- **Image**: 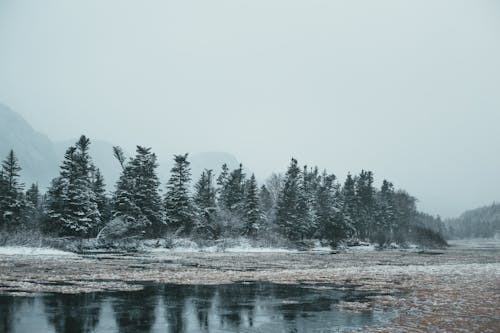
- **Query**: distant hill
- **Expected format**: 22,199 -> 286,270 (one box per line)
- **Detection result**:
0,103 -> 241,192
446,203 -> 500,239
0,103 -> 58,189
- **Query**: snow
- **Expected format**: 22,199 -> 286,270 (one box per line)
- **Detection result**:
146,237 -> 300,253
448,238 -> 500,250
348,244 -> 376,251
0,246 -> 76,257
224,245 -> 298,253
148,238 -> 382,253
150,246 -> 202,253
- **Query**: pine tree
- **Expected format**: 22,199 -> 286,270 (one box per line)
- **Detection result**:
113,161 -> 139,223
91,168 -> 110,226
165,153 -> 194,235
355,170 -> 375,239
44,136 -> 101,237
377,180 -> 395,228
67,136 -> 101,236
392,189 -> 417,243
259,184 -> 273,217
216,163 -> 229,199
0,150 -> 25,229
315,171 -> 345,243
25,183 -> 40,208
131,147 -> 163,235
340,173 -> 357,238
112,146 -> 163,236
373,180 -> 395,245
258,184 -> 275,233
1,150 -> 23,192
218,164 -> 246,213
0,171 -> 6,208
275,158 -> 308,241
242,174 -> 262,237
193,169 -> 217,237
113,146 -> 126,170
24,183 -> 42,230
44,176 -> 67,235
301,166 -> 320,238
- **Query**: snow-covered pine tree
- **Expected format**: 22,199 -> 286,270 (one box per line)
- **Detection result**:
25,183 -> 40,208
43,177 -> 66,235
301,165 -> 320,238
112,146 -> 126,170
24,183 -> 43,230
45,136 -> 101,237
275,158 -> 308,241
0,150 -> 25,229
340,173 -> 358,239
112,146 -> 163,237
218,164 -> 246,213
315,171 -> 345,244
68,136 -> 101,236
91,167 -> 110,227
131,146 -> 163,235
374,179 -> 395,245
111,161 -> 142,235
165,153 -> 194,235
259,184 -> 273,219
392,189 -> 417,243
193,169 -> 217,237
216,163 -> 229,199
0,170 -> 6,208
355,170 -> 375,240
242,174 -> 262,237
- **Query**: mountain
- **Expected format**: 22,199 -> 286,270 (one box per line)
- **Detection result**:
0,103 -> 241,192
190,152 -> 240,176
0,103 -> 58,189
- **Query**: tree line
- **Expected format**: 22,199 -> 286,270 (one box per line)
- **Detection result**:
0,135 -> 447,247
445,203 -> 500,239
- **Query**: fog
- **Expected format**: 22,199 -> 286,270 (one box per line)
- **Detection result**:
0,0 -> 499,217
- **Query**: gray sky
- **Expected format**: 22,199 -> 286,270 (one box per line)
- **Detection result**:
0,0 -> 499,218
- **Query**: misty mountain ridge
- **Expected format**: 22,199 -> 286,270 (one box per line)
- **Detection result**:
446,202 -> 500,239
0,104 -> 240,191
0,103 -> 59,189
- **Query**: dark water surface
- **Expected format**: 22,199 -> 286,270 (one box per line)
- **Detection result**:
0,282 -> 396,333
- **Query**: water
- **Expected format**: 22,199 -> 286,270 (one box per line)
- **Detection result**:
0,282 -> 396,333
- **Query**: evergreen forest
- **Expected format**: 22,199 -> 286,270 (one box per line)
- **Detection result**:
0,135 -> 449,250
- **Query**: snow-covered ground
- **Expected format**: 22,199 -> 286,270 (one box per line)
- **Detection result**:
151,239 -> 301,253
148,237 -> 306,253
448,238 -> 500,249
0,246 -> 76,257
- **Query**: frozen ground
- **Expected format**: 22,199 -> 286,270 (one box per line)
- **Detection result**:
0,246 -> 76,257
0,239 -> 499,332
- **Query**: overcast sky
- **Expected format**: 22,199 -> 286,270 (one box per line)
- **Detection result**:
0,0 -> 499,218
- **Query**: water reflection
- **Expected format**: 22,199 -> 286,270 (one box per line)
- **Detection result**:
0,282 -> 394,333
191,285 -> 216,331
112,287 -> 157,333
43,293 -> 102,333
